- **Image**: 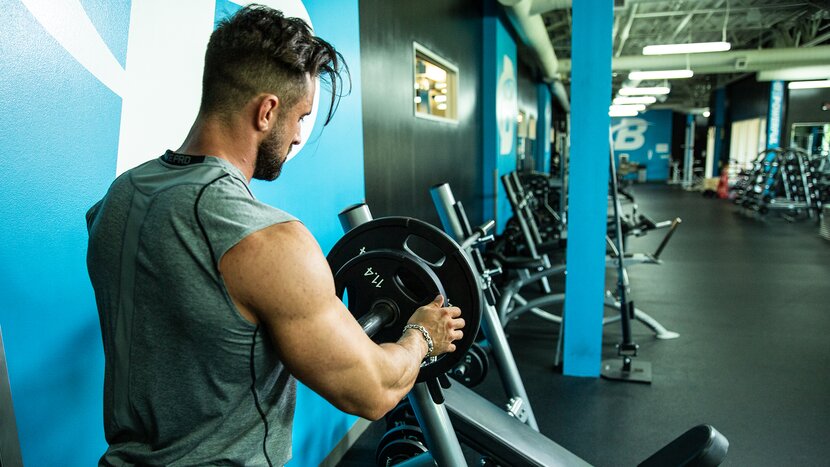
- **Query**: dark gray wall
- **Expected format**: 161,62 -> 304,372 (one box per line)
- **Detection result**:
517,59 -> 538,170
359,0 -> 484,225
517,60 -> 538,120
786,87 -> 830,127
727,75 -> 769,122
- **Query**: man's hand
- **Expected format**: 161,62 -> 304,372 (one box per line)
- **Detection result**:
407,295 -> 465,356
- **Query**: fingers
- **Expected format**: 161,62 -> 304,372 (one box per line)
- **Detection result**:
432,295 -> 444,307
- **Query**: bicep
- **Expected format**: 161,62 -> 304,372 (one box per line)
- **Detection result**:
220,223 -> 388,411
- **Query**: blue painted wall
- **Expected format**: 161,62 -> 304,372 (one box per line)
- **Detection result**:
483,8 -> 518,233
610,109 -> 672,181
536,83 -> 552,173
0,1 -> 363,465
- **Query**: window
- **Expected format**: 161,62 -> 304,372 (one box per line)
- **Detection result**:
413,43 -> 458,122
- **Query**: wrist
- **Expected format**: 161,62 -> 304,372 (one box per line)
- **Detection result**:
402,323 -> 433,361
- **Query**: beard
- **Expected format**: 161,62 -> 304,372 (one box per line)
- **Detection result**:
252,123 -> 289,181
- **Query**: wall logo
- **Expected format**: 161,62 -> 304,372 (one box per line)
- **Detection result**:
21,0 -> 316,176
544,98 -> 552,148
496,55 -> 517,155
611,117 -> 648,151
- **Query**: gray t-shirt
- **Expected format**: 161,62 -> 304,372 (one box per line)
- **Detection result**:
86,152 -> 297,466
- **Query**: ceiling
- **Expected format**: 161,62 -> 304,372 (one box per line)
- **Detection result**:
531,0 -> 830,110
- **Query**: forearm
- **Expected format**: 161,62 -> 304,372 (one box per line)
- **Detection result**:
376,328 -> 429,395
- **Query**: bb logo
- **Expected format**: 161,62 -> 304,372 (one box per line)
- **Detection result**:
21,0 -> 317,176
496,55 -> 517,155
611,117 -> 648,151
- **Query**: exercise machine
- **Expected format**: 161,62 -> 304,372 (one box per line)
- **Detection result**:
330,206 -> 729,466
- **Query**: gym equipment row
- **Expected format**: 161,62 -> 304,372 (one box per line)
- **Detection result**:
329,202 -> 729,466
469,154 -> 681,374
733,147 -> 829,220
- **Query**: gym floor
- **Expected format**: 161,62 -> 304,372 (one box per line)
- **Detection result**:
338,185 -> 830,466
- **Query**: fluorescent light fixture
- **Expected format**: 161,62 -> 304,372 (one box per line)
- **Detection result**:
758,66 -> 830,82
619,86 -> 671,96
433,94 -> 447,103
609,106 -> 639,117
629,69 -> 693,80
643,41 -> 731,55
788,80 -> 830,90
613,96 -> 657,105
434,82 -> 448,89
609,104 -> 645,117
436,103 -> 448,111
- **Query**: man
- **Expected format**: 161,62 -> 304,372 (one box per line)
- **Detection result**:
86,6 -> 464,466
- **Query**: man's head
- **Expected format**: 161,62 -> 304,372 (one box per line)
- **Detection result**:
201,5 -> 347,180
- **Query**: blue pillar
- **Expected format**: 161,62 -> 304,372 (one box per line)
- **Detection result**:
482,4 -> 518,234
766,80 -> 785,150
562,0 -> 613,377
712,88 -> 726,177
536,83 -> 552,173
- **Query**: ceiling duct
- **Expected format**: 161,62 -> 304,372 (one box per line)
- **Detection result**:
557,46 -> 830,75
498,0 -> 570,112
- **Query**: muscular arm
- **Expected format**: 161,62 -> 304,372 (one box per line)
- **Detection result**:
220,221 -> 463,420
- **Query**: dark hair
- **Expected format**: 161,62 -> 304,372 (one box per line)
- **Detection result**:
201,4 -> 348,125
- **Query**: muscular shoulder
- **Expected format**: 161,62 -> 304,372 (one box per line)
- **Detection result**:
221,221 -> 336,314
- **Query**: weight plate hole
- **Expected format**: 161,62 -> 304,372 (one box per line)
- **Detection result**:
403,234 -> 446,268
394,267 -> 430,303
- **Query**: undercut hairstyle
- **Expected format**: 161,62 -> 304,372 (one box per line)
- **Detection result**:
201,4 -> 349,125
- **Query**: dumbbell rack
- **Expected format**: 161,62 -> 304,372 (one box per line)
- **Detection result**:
735,147 -> 825,219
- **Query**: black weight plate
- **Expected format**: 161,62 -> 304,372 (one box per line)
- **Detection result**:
451,343 -> 488,387
334,250 -> 445,343
328,217 -> 482,383
385,400 -> 418,431
378,424 -> 425,450
376,439 -> 428,467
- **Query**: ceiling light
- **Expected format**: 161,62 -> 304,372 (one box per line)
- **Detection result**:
703,111 -> 711,118
629,69 -> 694,80
437,103 -> 448,110
619,86 -> 671,96
788,80 -> 830,90
757,66 -> 830,82
613,96 -> 657,105
643,42 -> 731,55
609,105 -> 640,117
433,94 -> 447,103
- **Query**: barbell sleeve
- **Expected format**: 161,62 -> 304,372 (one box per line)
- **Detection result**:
358,300 -> 398,337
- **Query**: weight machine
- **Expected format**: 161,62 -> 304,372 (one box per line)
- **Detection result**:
331,205 -> 728,466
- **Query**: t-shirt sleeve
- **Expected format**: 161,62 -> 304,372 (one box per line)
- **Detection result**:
195,175 -> 297,267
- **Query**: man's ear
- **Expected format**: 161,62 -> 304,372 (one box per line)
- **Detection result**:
256,94 -> 279,132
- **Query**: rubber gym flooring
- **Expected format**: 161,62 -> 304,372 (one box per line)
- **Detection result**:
337,184 -> 830,466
